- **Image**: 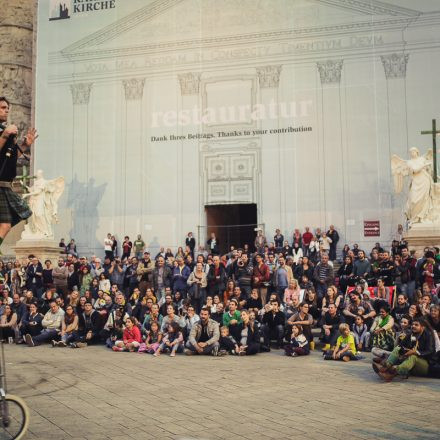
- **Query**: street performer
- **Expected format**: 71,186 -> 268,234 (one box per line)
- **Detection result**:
0,96 -> 38,249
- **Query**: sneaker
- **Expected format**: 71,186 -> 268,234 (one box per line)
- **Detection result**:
291,352 -> 298,357
76,342 -> 88,348
309,341 -> 315,351
70,343 -> 78,348
112,346 -> 122,352
51,340 -> 58,347
218,349 -> 228,356
25,334 -> 34,347
58,341 -> 67,347
211,345 -> 219,356
184,348 -> 194,355
342,355 -> 350,362
322,344 -> 330,351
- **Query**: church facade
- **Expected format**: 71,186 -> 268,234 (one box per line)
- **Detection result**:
33,0 -> 440,256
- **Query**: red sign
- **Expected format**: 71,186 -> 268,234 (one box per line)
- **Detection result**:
364,220 -> 380,237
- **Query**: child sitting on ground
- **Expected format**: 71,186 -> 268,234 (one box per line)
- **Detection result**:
138,321 -> 162,354
284,324 -> 310,357
352,315 -> 370,352
154,321 -> 183,357
324,323 -> 362,361
219,325 -> 239,355
112,317 -> 142,352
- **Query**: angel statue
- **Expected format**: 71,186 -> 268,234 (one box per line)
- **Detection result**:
391,148 -> 436,225
21,170 -> 65,240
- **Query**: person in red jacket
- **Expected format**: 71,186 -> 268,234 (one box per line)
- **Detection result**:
112,317 -> 142,352
253,254 -> 271,306
302,227 -> 313,257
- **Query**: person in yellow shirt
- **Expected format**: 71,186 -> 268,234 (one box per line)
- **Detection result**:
323,323 -> 363,361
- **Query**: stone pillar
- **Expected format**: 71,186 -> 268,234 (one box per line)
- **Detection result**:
256,65 -> 282,234
178,72 -> 201,242
381,53 -> 409,155
0,0 -> 35,176
0,1 -> 35,255
70,83 -> 93,252
317,60 -> 346,231
122,78 -> 145,236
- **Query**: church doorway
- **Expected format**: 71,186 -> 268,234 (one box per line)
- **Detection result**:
204,204 -> 258,255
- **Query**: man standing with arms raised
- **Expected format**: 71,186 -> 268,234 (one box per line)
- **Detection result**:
0,97 -> 37,250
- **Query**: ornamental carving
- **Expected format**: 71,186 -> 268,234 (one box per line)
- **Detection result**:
70,83 -> 93,105
122,78 -> 145,100
256,65 -> 282,88
178,73 -> 201,96
317,60 -> 343,84
381,53 -> 409,79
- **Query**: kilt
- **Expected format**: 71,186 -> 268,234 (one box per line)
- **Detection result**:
0,186 -> 32,226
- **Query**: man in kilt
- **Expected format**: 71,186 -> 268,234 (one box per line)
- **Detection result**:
0,97 -> 37,249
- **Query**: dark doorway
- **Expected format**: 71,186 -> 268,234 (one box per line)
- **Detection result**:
205,204 -> 258,255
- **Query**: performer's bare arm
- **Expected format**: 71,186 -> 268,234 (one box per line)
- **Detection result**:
19,128 -> 38,157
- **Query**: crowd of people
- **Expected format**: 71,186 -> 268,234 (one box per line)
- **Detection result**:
1,226 -> 439,383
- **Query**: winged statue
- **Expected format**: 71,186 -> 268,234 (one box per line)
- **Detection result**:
391,148 -> 436,225
21,170 -> 65,240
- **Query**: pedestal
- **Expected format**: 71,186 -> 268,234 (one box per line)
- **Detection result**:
404,223 -> 440,257
13,239 -> 62,263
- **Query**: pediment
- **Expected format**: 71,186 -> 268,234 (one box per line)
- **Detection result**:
62,0 -> 420,56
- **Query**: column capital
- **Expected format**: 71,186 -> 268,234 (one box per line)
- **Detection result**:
178,72 -> 201,96
381,53 -> 409,79
70,83 -> 93,105
317,60 -> 343,84
122,78 -> 145,100
256,65 -> 282,88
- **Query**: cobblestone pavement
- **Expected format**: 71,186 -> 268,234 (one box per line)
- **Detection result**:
3,344 -> 440,440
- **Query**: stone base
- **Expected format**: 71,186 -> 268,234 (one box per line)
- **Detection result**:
404,223 -> 440,258
13,239 -> 62,263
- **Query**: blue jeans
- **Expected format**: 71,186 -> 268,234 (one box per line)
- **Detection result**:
33,329 -> 58,345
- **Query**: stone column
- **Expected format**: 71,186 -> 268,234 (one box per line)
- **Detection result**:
381,53 -> 409,155
316,60 -> 346,231
178,72 -> 201,242
122,78 -> 145,236
70,82 -> 93,251
256,65 -> 282,234
0,0 -> 35,176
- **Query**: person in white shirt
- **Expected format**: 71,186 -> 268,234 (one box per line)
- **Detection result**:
104,233 -> 114,260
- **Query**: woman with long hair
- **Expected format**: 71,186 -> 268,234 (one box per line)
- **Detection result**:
231,309 -> 260,355
57,304 -> 78,347
0,304 -> 17,342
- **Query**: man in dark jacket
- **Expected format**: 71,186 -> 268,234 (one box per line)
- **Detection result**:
233,254 -> 253,299
74,302 -> 101,347
26,256 -> 44,299
327,225 -> 339,261
207,255 -> 227,296
261,300 -> 285,348
397,246 -> 417,302
185,232 -> 196,256
375,317 -> 435,381
19,303 -> 43,338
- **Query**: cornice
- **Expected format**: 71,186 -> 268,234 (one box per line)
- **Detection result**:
54,16 -> 417,64
62,0 -> 184,53
317,0 -> 420,17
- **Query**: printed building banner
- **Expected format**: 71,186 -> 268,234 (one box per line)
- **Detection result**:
35,0 -> 440,255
